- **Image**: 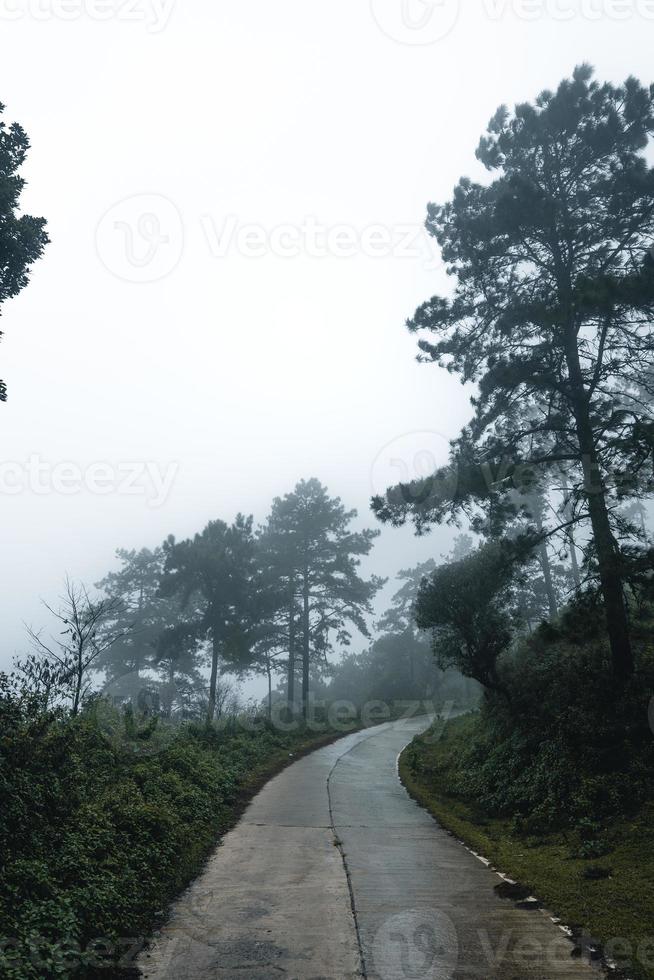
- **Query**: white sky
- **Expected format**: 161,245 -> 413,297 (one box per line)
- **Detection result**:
1,0 -> 653,685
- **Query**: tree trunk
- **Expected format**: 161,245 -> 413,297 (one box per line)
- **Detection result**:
564,327 -> 633,679
568,529 -> 581,589
301,566 -> 310,720
561,477 -> 581,589
72,641 -> 83,716
534,510 -> 558,619
207,633 -> 220,724
287,599 -> 296,710
266,659 -> 272,721
538,539 -> 558,619
585,479 -> 634,678
163,660 -> 174,718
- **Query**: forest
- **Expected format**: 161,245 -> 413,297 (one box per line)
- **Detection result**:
1,62 -> 654,980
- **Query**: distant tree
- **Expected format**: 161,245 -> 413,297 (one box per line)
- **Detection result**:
160,515 -> 261,723
374,67 -> 654,680
621,499 -> 650,542
23,579 -> 132,715
96,548 -> 169,691
262,480 -> 385,717
378,558 -> 437,636
511,551 -> 572,632
0,102 -> 49,401
255,517 -> 301,709
326,632 -> 441,706
415,542 -> 516,697
448,533 -> 475,563
153,622 -> 205,718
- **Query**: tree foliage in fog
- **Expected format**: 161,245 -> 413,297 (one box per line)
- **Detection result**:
160,515 -> 262,723
22,579 -> 131,715
95,548 -> 168,687
374,66 -> 654,680
260,479 -> 384,717
95,547 -> 205,716
415,541 -> 516,696
325,547 -> 476,708
0,102 -> 48,401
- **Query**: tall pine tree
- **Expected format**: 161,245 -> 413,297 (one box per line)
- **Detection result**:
374,67 -> 654,680
262,479 -> 384,717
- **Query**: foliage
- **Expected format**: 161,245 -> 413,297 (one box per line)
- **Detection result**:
322,545 -> 481,710
96,548 -> 203,717
95,549 -> 171,687
21,579 -> 132,716
400,722 -> 654,980
325,631 -> 478,709
0,102 -> 49,401
160,515 -> 262,722
408,596 -> 654,831
0,677 -> 340,979
373,66 -> 654,679
259,479 -> 385,714
415,540 -> 518,695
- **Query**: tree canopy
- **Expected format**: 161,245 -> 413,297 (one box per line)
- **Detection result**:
0,102 -> 48,401
373,66 -> 654,679
160,515 -> 262,722
261,478 -> 385,715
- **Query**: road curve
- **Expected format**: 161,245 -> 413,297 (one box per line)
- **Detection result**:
138,718 -> 598,979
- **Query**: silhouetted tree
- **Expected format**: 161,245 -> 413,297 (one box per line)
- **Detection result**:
160,515 -> 261,723
23,579 -> 131,715
0,102 -> 48,401
416,542 -> 516,697
374,67 -> 654,680
262,480 -> 384,717
96,548 -> 170,691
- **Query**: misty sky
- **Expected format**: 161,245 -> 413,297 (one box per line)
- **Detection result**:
1,1 -> 653,688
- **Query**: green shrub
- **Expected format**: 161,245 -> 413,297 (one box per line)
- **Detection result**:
0,683 -> 331,979
413,606 -> 654,831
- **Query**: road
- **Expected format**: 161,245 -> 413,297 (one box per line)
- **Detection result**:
138,717 -> 599,979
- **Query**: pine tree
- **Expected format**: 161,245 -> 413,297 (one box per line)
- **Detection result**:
160,515 -> 261,723
374,67 -> 654,680
262,479 -> 384,717
96,548 -> 168,695
0,102 -> 48,401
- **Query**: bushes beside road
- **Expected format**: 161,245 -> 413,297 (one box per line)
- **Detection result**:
400,619 -> 654,980
0,683 -> 359,979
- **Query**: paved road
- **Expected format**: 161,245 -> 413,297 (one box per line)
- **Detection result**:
138,718 -> 598,979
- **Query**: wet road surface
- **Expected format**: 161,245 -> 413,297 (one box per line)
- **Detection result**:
138,717 -> 598,979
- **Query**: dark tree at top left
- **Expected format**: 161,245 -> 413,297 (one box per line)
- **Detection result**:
0,102 -> 49,401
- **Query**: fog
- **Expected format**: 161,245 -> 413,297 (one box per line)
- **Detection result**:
1,0 -> 652,688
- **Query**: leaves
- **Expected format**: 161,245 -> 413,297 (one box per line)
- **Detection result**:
0,103 -> 49,401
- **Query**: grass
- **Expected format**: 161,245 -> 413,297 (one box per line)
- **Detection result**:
399,714 -> 654,980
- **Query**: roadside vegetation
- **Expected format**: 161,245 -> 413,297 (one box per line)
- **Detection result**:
0,683 -> 366,980
382,66 -> 654,979
0,471 -> 472,979
401,687 -> 654,979
1,61 -> 654,980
